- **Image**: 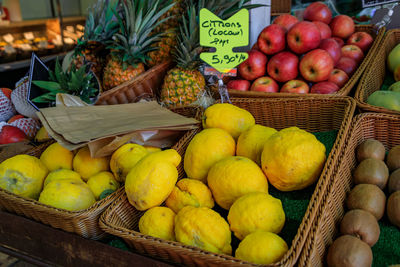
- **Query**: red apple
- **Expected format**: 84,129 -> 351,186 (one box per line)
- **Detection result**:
319,38 -> 342,64
238,50 -> 267,81
0,125 -> 27,145
227,80 -> 251,91
341,45 -> 364,64
333,37 -> 345,47
7,114 -> 25,124
311,81 -> 340,94
328,69 -> 349,88
313,21 -> 332,39
303,2 -> 332,24
267,51 -> 299,83
347,32 -> 373,52
281,80 -> 310,94
394,65 -> 400,81
257,24 -> 286,55
250,77 -> 279,92
300,49 -> 334,82
287,21 -> 321,54
336,56 -> 357,76
273,14 -> 299,31
1,88 -> 12,99
330,15 -> 355,39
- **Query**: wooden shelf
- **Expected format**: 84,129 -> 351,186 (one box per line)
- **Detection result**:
0,210 -> 175,267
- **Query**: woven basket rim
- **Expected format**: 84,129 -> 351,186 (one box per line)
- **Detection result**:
99,96 -> 357,267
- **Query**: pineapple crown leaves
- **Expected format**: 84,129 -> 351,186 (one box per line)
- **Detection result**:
173,0 -> 265,69
75,0 -> 119,55
108,0 -> 175,68
32,58 -> 98,105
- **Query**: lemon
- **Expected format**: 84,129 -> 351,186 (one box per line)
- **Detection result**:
144,146 -> 162,153
40,142 -> 74,171
73,146 -> 110,181
228,192 -> 285,240
44,169 -> 82,187
236,125 -> 277,165
235,231 -> 288,264
139,206 -> 176,241
261,127 -> 326,191
0,154 -> 48,199
202,103 -> 255,139
110,143 -> 148,182
165,178 -> 214,213
87,171 -> 119,200
125,149 -> 180,211
175,206 -> 232,255
34,126 -> 51,142
184,128 -> 235,183
39,179 -> 96,211
207,156 -> 268,210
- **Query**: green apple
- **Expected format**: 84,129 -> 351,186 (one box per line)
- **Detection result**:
389,81 -> 400,92
388,44 -> 400,72
367,90 -> 400,111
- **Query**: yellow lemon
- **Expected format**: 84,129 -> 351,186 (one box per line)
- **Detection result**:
165,178 -> 214,213
139,206 -> 176,241
40,142 -> 74,171
235,231 -> 288,264
228,192 -> 285,240
144,146 -> 162,153
184,128 -> 235,183
0,154 -> 48,199
207,156 -> 269,210
110,143 -> 148,182
175,206 -> 232,255
261,127 -> 326,191
73,146 -> 110,181
39,179 -> 96,211
236,125 -> 277,165
34,126 -> 51,142
87,171 -> 120,200
202,103 -> 255,139
44,169 -> 82,187
125,149 -> 180,211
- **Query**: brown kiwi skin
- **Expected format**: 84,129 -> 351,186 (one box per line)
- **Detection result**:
326,235 -> 373,267
388,169 -> 400,194
356,139 -> 386,162
340,209 -> 380,247
353,158 -> 389,190
387,191 -> 400,228
387,145 -> 400,171
346,184 -> 386,220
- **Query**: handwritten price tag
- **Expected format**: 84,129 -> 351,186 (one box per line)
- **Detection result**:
200,8 -> 249,73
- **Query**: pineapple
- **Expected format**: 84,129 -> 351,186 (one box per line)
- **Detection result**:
102,0 -> 174,91
160,0 -> 260,108
73,0 -> 119,85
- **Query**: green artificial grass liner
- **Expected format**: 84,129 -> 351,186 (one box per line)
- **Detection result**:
372,220 -> 400,266
380,71 -> 396,91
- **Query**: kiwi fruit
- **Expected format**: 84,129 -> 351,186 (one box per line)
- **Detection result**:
387,191 -> 400,228
346,184 -> 386,220
356,139 -> 385,162
353,158 -> 389,189
326,235 -> 373,267
388,169 -> 400,194
387,145 -> 400,171
340,209 -> 380,247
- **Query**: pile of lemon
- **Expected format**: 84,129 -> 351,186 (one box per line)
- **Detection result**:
123,103 -> 327,265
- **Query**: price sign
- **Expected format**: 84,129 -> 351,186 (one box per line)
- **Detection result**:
3,34 -> 14,43
23,32 -> 35,40
200,8 -> 249,73
362,0 -> 399,7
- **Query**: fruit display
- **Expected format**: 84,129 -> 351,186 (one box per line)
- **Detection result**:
0,142 -> 120,211
227,1 -> 375,95
326,139 -> 400,267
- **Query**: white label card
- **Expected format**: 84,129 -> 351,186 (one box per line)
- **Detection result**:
23,32 -> 35,40
3,34 -> 14,43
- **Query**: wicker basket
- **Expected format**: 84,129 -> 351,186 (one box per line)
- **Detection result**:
212,25 -> 385,99
298,113 -> 400,267
95,61 -> 174,105
99,96 -> 356,267
0,141 -> 123,240
271,0 -> 291,16
355,29 -> 400,115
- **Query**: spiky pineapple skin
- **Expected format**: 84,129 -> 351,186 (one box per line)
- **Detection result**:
102,58 -> 145,91
160,67 -> 205,107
